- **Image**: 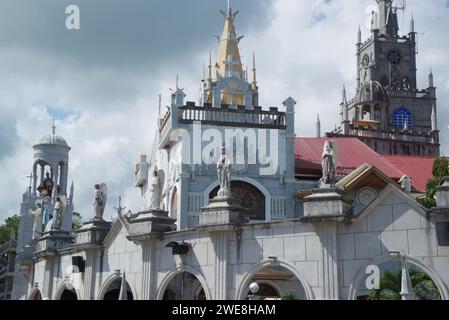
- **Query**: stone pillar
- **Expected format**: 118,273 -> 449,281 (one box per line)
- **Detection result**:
317,223 -> 339,300
42,257 -> 55,299
211,231 -> 231,300
141,240 -> 156,300
82,250 -> 96,300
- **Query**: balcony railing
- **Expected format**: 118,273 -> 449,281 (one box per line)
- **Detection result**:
348,127 -> 436,144
177,105 -> 286,129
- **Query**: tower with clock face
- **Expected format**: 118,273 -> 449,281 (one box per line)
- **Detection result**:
329,0 -> 440,157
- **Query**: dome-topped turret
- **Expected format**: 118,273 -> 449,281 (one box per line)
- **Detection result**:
356,80 -> 389,104
34,118 -> 70,148
38,134 -> 68,147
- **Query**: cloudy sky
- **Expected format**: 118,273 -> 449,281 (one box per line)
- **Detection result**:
0,0 -> 448,223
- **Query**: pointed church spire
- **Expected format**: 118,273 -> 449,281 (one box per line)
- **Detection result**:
357,25 -> 362,44
431,102 -> 437,132
410,12 -> 415,34
377,0 -> 399,38
252,51 -> 257,88
342,85 -> 349,123
216,1 -> 243,79
429,68 -> 434,88
316,114 -> 321,138
208,49 -> 212,81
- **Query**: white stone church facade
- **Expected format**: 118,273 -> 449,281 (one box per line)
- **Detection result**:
11,1 -> 449,300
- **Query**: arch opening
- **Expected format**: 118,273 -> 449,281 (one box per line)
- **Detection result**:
240,265 -> 307,300
102,278 -> 134,300
352,257 -> 443,300
161,271 -> 206,301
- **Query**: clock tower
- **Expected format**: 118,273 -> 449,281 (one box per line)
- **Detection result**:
329,0 -> 440,157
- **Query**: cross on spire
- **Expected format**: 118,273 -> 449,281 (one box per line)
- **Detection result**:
114,196 -> 126,216
51,117 -> 56,135
26,172 -> 33,189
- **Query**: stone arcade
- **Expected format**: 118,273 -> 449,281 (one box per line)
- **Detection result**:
11,1 -> 449,300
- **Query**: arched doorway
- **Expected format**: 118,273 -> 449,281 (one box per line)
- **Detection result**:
241,265 -> 306,300
209,181 -> 265,220
102,278 -> 134,300
29,289 -> 42,300
161,272 -> 207,300
351,256 -> 444,300
60,289 -> 78,300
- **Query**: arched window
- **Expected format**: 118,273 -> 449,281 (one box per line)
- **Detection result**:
393,107 -> 412,129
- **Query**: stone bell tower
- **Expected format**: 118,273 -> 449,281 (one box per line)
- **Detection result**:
328,0 -> 440,157
15,120 -> 74,254
12,119 -> 74,299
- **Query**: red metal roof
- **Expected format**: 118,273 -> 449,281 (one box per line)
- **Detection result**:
383,155 -> 436,193
295,137 -> 405,180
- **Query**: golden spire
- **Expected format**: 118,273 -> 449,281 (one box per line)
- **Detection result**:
216,2 -> 243,79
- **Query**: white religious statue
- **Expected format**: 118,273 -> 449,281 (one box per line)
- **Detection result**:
93,183 -> 108,220
45,196 -> 67,232
321,141 -> 338,186
28,201 -> 43,240
217,147 -> 232,198
149,166 -> 163,210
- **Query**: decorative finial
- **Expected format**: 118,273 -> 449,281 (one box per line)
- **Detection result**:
252,51 -> 257,85
51,117 -> 56,135
176,74 -> 179,89
208,49 -> 212,81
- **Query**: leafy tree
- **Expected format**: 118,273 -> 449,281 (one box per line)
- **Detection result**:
72,212 -> 83,232
420,157 -> 449,208
0,215 -> 20,245
368,268 -> 441,300
281,291 -> 298,300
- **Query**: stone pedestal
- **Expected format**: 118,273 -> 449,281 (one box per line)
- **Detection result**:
301,187 -> 352,223
35,230 -> 73,256
199,196 -> 250,226
436,177 -> 449,209
126,209 -> 176,241
75,218 -> 112,247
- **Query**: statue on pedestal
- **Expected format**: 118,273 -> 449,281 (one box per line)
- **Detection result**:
45,196 -> 67,231
93,183 -> 108,220
28,201 -> 43,240
217,147 -> 232,198
149,167 -> 163,210
321,141 -> 338,186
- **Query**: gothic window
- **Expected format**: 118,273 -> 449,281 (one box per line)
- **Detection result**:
393,107 -> 412,129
